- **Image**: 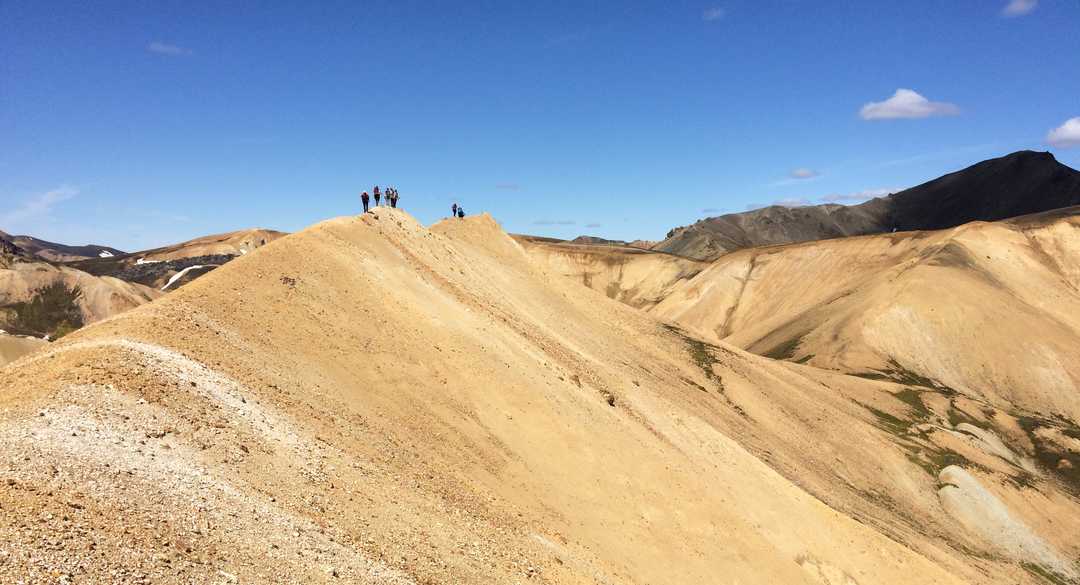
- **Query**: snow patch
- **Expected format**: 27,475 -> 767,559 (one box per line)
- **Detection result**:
162,265 -> 210,290
136,258 -> 163,265
937,465 -> 1075,579
98,250 -> 114,258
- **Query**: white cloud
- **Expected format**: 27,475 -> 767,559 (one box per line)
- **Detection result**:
1002,0 -> 1037,17
789,168 -> 820,180
774,197 -> 812,207
148,41 -> 192,56
0,186 -> 79,230
703,7 -> 725,21
770,168 -> 823,187
819,188 -> 897,203
1046,117 -> 1080,148
860,89 -> 959,120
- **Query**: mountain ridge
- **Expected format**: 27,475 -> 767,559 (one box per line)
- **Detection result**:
655,150 -> 1080,260
3,207 -> 1076,583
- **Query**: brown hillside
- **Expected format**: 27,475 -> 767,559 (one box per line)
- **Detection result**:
138,228 -> 287,262
0,262 -> 162,337
651,206 -> 1080,422
514,235 -> 708,309
1,208 -> 1076,584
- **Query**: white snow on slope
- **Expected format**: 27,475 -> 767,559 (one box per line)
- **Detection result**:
98,250 -> 114,258
161,265 -> 215,291
136,258 -> 163,265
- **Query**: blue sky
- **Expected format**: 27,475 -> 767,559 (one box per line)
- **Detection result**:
2,0 -> 1079,250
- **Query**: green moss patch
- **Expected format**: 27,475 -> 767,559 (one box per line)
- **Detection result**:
761,333 -> 805,361
1021,561 -> 1074,585
1016,415 -> 1080,496
1,282 -> 84,339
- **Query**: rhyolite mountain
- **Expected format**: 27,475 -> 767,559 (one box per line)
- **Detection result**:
655,150 -> 1080,260
2,233 -> 125,262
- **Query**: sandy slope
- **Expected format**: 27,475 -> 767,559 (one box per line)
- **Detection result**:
0,332 -> 46,366
514,235 -> 708,309
651,207 -> 1080,422
139,228 -> 286,261
0,262 -> 162,329
1,209 -> 1076,584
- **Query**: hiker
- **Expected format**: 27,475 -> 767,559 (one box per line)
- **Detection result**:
389,187 -> 399,208
361,191 -> 370,213
373,186 -> 381,206
451,203 -> 458,218
457,206 -> 465,219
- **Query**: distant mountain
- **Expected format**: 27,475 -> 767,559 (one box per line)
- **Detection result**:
655,150 -> 1080,260
66,228 -> 287,289
3,234 -> 125,262
570,235 -> 627,246
568,236 -> 656,250
0,230 -> 29,268
514,234 -> 707,309
0,228 -> 282,348
132,228 -> 286,262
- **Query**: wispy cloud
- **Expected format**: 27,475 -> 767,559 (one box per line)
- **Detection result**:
789,168 -> 820,180
495,183 -> 522,191
819,188 -> 898,203
1047,117 -> 1080,148
1002,0 -> 1037,17
860,89 -> 959,120
873,142 -> 1000,169
771,168 -> 823,186
745,187 -> 899,212
0,186 -> 78,230
148,41 -> 192,56
533,219 -> 576,226
703,7 -> 726,21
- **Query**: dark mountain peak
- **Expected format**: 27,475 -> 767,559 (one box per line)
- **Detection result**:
654,150 -> 1080,260
1000,149 -> 1054,161
954,150 -> 1071,177
6,235 -> 125,262
884,150 -> 1080,231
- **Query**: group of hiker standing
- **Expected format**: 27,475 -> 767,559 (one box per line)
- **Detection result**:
359,186 -> 468,220
360,186 -> 400,212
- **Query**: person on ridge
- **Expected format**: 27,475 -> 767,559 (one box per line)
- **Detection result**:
457,206 -> 465,219
451,203 -> 458,218
389,187 -> 399,208
373,186 -> 381,207
361,191 -> 370,213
